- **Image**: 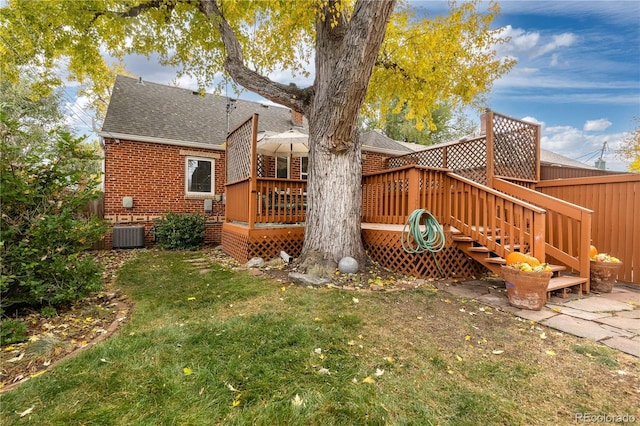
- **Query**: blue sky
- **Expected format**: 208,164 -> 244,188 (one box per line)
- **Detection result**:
67,0 -> 639,171
415,0 -> 640,171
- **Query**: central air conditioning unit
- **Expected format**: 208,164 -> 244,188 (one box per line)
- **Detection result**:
112,226 -> 145,249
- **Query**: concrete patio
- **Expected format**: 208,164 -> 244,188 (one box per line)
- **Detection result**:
437,279 -> 640,358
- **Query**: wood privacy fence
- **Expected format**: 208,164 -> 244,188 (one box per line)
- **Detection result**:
535,174 -> 639,284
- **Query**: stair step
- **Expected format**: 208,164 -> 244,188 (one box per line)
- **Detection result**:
547,276 -> 587,292
470,226 -> 500,235
486,257 -> 506,264
503,244 -> 521,251
548,264 -> 566,273
452,235 -> 473,242
469,246 -> 490,253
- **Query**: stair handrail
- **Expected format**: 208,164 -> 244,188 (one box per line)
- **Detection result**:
446,172 -> 547,262
448,173 -> 547,213
492,178 -> 593,283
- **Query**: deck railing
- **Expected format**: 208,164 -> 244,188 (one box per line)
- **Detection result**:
448,173 -> 546,262
255,178 -> 307,224
493,178 -> 594,283
362,165 -> 450,224
362,165 -> 548,262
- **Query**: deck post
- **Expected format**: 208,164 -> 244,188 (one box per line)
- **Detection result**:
484,110 -> 495,187
248,114 -> 259,229
532,211 -> 546,265
407,167 -> 420,215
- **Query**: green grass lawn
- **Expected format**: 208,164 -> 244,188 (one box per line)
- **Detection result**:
1,251 -> 639,425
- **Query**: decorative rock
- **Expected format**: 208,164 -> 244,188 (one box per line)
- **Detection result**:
338,256 -> 359,274
288,272 -> 331,287
246,257 -> 265,268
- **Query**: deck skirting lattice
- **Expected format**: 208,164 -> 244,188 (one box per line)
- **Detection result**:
362,228 -> 488,279
222,223 -> 304,263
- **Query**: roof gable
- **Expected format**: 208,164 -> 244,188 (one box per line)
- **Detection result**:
101,75 -> 300,145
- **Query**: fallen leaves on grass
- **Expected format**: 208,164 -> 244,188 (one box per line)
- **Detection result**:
0,250 -> 134,390
291,394 -> 305,408
17,405 -> 34,418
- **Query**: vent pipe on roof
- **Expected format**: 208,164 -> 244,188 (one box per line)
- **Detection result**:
137,76 -> 143,85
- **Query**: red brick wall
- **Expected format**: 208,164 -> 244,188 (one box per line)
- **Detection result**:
103,139 -> 396,248
262,155 -> 302,179
362,151 -> 392,174
103,138 -> 226,247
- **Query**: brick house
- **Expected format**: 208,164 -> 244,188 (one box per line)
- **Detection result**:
99,75 -> 413,248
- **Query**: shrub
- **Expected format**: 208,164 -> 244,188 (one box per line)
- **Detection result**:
154,212 -> 206,250
0,319 -> 29,345
0,113 -> 107,313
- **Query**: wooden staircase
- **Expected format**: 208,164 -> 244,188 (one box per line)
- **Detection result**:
450,227 -> 588,298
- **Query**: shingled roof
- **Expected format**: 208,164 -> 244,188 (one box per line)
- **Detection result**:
361,130 -> 414,154
101,75 -> 302,146
540,149 -> 596,169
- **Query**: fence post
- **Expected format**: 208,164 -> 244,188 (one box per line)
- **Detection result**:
580,210 -> 592,292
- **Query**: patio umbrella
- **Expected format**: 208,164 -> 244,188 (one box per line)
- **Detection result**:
257,129 -> 309,157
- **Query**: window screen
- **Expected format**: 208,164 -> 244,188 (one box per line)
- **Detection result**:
187,158 -> 213,193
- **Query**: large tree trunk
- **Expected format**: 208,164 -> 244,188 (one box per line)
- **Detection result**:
299,0 -> 396,273
204,0 -> 396,273
300,129 -> 365,273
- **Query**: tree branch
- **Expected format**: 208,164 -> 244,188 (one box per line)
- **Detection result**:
90,0 -> 172,25
198,0 -> 313,115
375,58 -> 433,85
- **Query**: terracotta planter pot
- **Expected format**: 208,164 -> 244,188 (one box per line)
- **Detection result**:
590,261 -> 623,293
501,267 -> 553,311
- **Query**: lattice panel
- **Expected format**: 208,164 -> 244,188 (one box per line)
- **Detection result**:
447,138 -> 487,172
227,117 -> 254,183
222,225 -> 305,263
248,232 -> 304,261
222,227 -> 250,263
492,113 -> 538,181
388,147 -> 443,169
455,168 -> 488,186
362,229 -> 488,279
257,154 -> 265,178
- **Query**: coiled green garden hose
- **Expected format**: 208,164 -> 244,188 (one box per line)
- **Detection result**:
401,209 -> 446,277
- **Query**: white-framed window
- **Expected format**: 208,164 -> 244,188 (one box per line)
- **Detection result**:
301,156 -> 308,180
185,156 -> 214,196
276,156 -> 290,179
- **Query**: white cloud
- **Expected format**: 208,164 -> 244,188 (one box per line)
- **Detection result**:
497,26 -> 540,56
524,115 -> 630,171
535,32 -> 577,57
584,119 -> 612,132
497,26 -> 576,60
521,116 -> 543,126
64,94 -> 94,134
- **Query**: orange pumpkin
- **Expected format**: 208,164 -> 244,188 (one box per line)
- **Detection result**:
589,245 -> 598,258
505,252 -> 541,267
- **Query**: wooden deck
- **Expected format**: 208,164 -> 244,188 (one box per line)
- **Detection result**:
222,111 -> 638,290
